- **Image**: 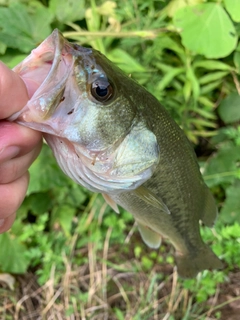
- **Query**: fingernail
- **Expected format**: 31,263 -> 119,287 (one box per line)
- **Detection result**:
0,219 -> 5,227
0,146 -> 20,161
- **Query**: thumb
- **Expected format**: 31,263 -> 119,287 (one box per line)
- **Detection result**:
0,61 -> 29,119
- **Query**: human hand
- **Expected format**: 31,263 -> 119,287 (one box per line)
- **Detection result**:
0,62 -> 42,233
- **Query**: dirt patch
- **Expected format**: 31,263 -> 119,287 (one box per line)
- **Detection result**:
215,271 -> 240,320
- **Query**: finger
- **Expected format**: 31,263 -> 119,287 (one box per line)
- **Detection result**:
0,212 -> 16,233
0,140 -> 42,184
0,62 -> 29,118
0,172 -> 29,220
0,121 -> 42,160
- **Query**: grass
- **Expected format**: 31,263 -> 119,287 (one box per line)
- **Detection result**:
0,195 -> 239,320
1,243 -> 238,320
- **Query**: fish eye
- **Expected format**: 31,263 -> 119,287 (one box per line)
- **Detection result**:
91,79 -> 113,102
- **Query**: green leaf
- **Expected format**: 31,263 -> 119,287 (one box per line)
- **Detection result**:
27,144 -> 70,195
165,0 -> 203,18
0,233 -> 29,274
221,180 -> 240,223
203,145 -> 240,187
233,43 -> 240,72
0,2 -> 53,53
52,204 -> 76,237
218,92 -> 240,124
0,41 -> 6,54
154,36 -> 186,62
186,65 -> 200,99
194,107 -> 216,119
107,48 -> 146,74
193,60 -> 233,71
199,71 -> 229,85
157,67 -> 184,91
190,118 -> 216,128
49,0 -> 85,23
173,3 -> 237,58
224,0 -> 240,22
233,51 -> 240,73
1,53 -> 28,68
27,192 -> 53,215
30,6 -> 54,43
183,79 -> 192,102
197,96 -> 215,109
200,80 -> 223,95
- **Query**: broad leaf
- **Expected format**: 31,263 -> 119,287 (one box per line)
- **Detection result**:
30,6 -> 54,43
0,2 -> 53,52
27,144 -> 70,195
173,3 -> 237,58
1,53 -> 28,68
203,145 -> 240,187
224,0 -> 240,22
49,0 -> 85,23
218,92 -> 240,124
221,181 -> 240,223
0,41 -> 6,54
0,233 -> 29,274
52,204 -> 76,237
27,192 -> 53,215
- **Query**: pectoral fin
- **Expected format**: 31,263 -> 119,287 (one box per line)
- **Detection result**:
134,186 -> 171,215
102,193 -> 119,213
137,221 -> 162,248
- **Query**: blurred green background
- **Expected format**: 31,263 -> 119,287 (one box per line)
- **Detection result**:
1,0 -> 240,319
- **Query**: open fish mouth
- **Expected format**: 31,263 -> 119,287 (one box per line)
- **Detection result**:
8,29 -> 77,125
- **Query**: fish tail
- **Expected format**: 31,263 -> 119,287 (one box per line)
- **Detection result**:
176,245 -> 223,278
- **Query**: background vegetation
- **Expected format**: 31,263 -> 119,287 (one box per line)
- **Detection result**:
1,0 -> 240,319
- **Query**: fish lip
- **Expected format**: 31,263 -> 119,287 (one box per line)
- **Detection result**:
35,29 -> 65,93
17,28 -> 65,95
8,29 -> 73,123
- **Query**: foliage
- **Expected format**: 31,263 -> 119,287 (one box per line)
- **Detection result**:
0,0 -> 240,318
203,127 -> 240,223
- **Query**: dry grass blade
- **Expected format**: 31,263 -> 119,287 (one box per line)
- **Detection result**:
102,227 -> 112,319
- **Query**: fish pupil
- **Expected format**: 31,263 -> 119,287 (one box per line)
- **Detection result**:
91,79 -> 113,102
96,85 -> 108,97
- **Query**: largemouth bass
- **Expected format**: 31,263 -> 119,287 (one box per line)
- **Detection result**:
9,29 -> 223,278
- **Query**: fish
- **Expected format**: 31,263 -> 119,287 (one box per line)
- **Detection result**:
8,29 -> 223,278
